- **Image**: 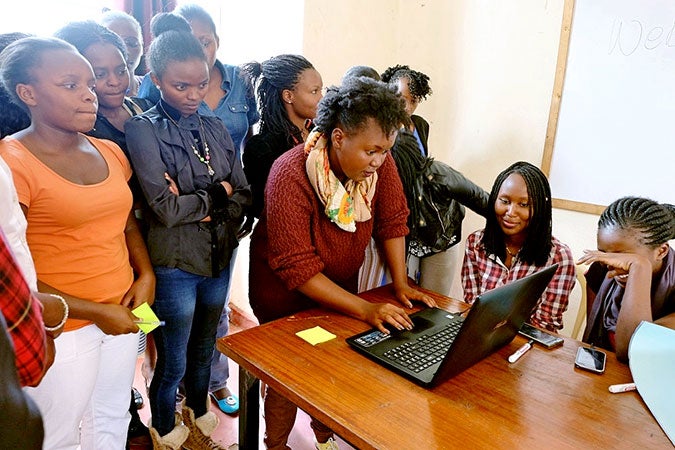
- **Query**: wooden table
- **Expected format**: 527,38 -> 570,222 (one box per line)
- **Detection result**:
217,286 -> 671,449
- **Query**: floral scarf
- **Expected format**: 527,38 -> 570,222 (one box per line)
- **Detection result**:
304,130 -> 377,232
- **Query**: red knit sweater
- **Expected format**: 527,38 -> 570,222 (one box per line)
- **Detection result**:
249,144 -> 409,323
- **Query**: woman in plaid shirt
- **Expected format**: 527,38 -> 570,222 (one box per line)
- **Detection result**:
461,161 -> 576,331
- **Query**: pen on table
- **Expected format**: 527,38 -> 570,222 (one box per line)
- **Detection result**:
608,382 -> 636,394
134,320 -> 165,326
508,339 -> 534,363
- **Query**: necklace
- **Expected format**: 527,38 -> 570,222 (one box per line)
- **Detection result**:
159,103 -> 215,176
505,245 -> 520,258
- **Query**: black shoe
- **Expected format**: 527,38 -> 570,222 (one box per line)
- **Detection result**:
132,387 -> 144,410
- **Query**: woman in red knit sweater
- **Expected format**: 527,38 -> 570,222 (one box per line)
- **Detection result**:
249,77 -> 435,449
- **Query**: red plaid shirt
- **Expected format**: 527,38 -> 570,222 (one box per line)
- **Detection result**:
0,230 -> 46,386
462,229 -> 576,331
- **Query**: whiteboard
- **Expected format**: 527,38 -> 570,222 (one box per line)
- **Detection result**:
544,0 -> 675,213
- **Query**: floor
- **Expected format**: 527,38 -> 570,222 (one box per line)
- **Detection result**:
133,307 -> 354,450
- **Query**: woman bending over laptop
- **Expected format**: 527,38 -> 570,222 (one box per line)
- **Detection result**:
578,197 -> 675,361
249,77 -> 435,450
461,161 -> 576,332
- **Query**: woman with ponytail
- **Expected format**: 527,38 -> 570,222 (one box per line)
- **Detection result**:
241,54 -> 322,226
579,196 -> 675,361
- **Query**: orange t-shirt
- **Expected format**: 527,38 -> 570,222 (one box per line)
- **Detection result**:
0,136 -> 134,331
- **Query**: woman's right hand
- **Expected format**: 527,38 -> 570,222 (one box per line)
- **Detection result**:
94,304 -> 140,335
363,302 -> 414,334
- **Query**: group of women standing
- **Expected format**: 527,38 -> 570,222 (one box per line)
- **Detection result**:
0,4 -> 673,450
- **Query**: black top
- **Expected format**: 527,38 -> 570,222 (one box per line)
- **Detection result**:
87,97 -> 154,155
125,101 -> 251,277
242,131 -> 298,218
411,114 -> 430,155
86,97 -> 154,203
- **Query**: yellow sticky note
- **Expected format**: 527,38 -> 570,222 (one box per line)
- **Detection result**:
295,326 -> 336,346
132,303 -> 162,334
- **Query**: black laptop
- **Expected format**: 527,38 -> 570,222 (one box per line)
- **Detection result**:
346,264 -> 559,387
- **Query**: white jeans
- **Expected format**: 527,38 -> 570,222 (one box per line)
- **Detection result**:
25,324 -> 139,450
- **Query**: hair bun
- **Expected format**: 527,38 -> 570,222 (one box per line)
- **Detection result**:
150,12 -> 191,38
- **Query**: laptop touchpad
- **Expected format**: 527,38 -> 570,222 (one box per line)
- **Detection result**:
411,316 -> 434,332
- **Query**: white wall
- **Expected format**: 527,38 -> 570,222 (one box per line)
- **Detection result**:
303,0 -> 601,333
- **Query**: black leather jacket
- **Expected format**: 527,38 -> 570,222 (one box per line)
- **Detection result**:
392,131 -> 489,256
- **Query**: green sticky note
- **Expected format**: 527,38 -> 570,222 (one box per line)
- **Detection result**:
132,302 -> 162,334
295,326 -> 336,346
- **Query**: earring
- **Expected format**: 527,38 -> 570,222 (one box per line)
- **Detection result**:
286,100 -> 292,104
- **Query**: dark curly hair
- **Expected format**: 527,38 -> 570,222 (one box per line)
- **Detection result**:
482,161 -> 553,266
54,20 -> 127,64
146,13 -> 205,80
0,33 -> 31,136
313,76 -> 408,138
380,64 -> 432,103
599,197 -> 675,247
242,55 -> 314,144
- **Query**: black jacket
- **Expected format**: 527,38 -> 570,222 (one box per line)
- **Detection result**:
125,101 -> 251,277
392,131 -> 489,256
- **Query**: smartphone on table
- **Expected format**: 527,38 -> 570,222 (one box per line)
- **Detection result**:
574,346 -> 607,374
518,323 -> 564,349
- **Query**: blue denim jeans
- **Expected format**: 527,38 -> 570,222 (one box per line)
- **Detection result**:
208,247 -> 237,392
149,266 -> 230,435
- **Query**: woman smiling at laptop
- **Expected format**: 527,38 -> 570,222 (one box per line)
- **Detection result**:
461,161 -> 576,332
249,77 -> 435,450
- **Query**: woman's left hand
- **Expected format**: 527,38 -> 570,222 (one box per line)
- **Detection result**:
393,283 -> 437,309
577,250 -> 652,280
122,272 -> 156,308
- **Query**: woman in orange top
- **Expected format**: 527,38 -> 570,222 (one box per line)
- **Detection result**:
0,36 -> 154,449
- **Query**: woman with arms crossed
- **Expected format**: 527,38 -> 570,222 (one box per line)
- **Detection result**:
125,14 -> 250,450
249,77 -> 434,450
579,196 -> 674,361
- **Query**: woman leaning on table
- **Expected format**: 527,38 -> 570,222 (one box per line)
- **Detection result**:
579,196 -> 675,361
248,76 -> 435,450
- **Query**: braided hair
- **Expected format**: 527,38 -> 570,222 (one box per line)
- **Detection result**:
313,76 -> 407,138
599,197 -> 675,247
482,161 -> 553,266
390,130 -> 429,230
242,55 -> 314,145
380,64 -> 432,103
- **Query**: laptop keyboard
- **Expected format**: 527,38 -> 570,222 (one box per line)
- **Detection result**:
383,320 -> 463,373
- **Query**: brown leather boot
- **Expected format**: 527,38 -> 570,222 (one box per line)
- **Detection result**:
148,412 -> 189,450
181,406 -> 225,450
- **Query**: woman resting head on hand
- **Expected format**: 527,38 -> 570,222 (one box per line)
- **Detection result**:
579,196 -> 675,361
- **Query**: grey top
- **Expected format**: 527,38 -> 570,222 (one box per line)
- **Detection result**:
125,101 -> 251,277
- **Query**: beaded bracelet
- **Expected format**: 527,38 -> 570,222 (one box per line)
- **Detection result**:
44,294 -> 69,332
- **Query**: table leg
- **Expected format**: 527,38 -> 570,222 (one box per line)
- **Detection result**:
238,366 -> 260,449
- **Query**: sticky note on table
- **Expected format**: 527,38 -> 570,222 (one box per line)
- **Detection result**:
296,326 -> 336,346
132,302 -> 162,334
